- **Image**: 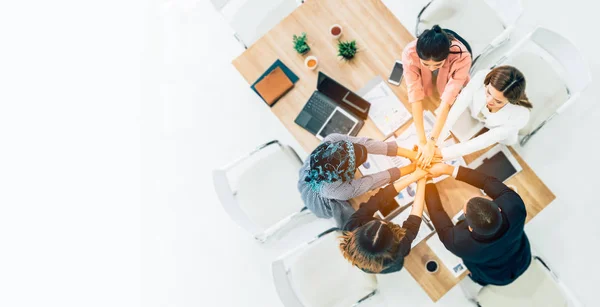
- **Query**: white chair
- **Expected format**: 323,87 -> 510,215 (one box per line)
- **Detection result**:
480,27 -> 591,146
210,0 -> 301,48
272,228 -> 379,307
213,140 -> 312,242
476,257 -> 569,307
415,0 -> 523,71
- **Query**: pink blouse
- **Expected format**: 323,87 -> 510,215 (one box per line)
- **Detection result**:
401,39 -> 472,106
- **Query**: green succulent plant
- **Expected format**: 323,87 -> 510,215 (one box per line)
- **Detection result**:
337,40 -> 357,60
293,32 -> 310,54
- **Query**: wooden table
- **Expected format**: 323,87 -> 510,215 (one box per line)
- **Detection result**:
233,0 -> 555,302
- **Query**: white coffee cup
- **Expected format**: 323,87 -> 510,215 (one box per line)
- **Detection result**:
330,24 -> 342,39
304,56 -> 318,70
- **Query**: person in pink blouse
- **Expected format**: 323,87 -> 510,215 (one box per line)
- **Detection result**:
402,25 -> 472,167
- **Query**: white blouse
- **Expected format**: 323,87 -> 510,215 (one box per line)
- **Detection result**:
439,70 -> 530,160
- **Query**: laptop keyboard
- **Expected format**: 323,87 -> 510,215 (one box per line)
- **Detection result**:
305,92 -> 336,123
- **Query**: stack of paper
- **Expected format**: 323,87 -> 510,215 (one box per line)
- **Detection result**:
359,77 -> 412,137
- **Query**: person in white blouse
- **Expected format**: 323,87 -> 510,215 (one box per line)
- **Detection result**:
435,66 -> 533,160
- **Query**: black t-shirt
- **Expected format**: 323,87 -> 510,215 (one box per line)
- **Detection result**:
343,184 -> 421,274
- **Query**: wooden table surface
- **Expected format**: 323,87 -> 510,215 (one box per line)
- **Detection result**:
232,0 -> 555,302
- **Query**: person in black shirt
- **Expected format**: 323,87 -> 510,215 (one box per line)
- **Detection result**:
339,167 -> 428,274
425,163 -> 531,286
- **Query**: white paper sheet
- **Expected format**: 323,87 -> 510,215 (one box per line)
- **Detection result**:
362,79 -> 412,137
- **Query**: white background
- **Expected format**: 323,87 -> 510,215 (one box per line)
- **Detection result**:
1,0 -> 600,306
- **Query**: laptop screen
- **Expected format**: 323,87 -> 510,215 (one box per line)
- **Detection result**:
317,72 -> 370,113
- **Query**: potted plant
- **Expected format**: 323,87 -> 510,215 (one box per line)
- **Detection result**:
293,33 -> 310,55
337,40 -> 357,61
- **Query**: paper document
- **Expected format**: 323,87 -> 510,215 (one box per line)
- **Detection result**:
359,77 -> 411,137
427,235 -> 467,277
452,209 -> 466,225
394,110 -> 436,149
391,207 -> 435,248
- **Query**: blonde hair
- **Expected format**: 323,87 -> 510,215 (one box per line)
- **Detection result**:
339,221 -> 406,273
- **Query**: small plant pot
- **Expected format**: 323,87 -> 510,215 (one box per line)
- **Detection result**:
293,32 -> 310,55
337,40 -> 358,61
304,56 -> 318,70
298,44 -> 310,55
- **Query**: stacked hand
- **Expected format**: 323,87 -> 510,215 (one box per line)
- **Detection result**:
425,162 -> 454,178
410,144 -> 443,168
398,146 -> 451,181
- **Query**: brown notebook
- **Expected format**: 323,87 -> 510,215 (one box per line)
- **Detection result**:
254,66 -> 294,106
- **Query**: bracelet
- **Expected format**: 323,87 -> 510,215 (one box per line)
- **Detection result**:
429,136 -> 436,142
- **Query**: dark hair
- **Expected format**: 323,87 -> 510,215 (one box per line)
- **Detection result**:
416,25 -> 460,62
465,197 -> 502,236
304,140 -> 357,191
339,220 -> 406,273
484,65 -> 533,109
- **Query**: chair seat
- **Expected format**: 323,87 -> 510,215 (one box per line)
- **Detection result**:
417,0 -> 505,57
288,233 -> 378,307
477,259 -> 568,307
235,145 -> 304,231
503,51 -> 569,135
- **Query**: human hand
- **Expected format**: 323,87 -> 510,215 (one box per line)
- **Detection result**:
417,141 -> 436,168
425,163 -> 453,178
431,147 -> 443,164
413,167 -> 429,179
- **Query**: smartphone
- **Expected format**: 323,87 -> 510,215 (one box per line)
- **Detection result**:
388,60 -> 403,86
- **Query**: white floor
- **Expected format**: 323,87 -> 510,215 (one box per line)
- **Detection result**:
142,0 -> 600,306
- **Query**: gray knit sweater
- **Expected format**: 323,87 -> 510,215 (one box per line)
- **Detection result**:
297,134 -> 401,226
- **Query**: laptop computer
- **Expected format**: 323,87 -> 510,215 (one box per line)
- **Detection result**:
294,72 -> 371,138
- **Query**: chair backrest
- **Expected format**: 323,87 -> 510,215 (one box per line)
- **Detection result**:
416,0 -> 517,57
477,258 -> 568,307
213,143 -> 305,237
484,0 -> 523,26
529,27 -> 591,95
492,27 -> 591,134
273,231 -> 378,307
215,0 -> 298,47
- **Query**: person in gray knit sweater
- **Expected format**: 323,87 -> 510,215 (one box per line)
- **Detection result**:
298,133 -> 418,227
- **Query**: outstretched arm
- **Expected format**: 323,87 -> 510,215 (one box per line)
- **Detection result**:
392,167 -> 428,193
426,163 -> 518,204
397,146 -> 418,160
418,103 -> 451,167
412,101 -> 428,150
409,178 -> 427,217
424,182 -> 457,252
